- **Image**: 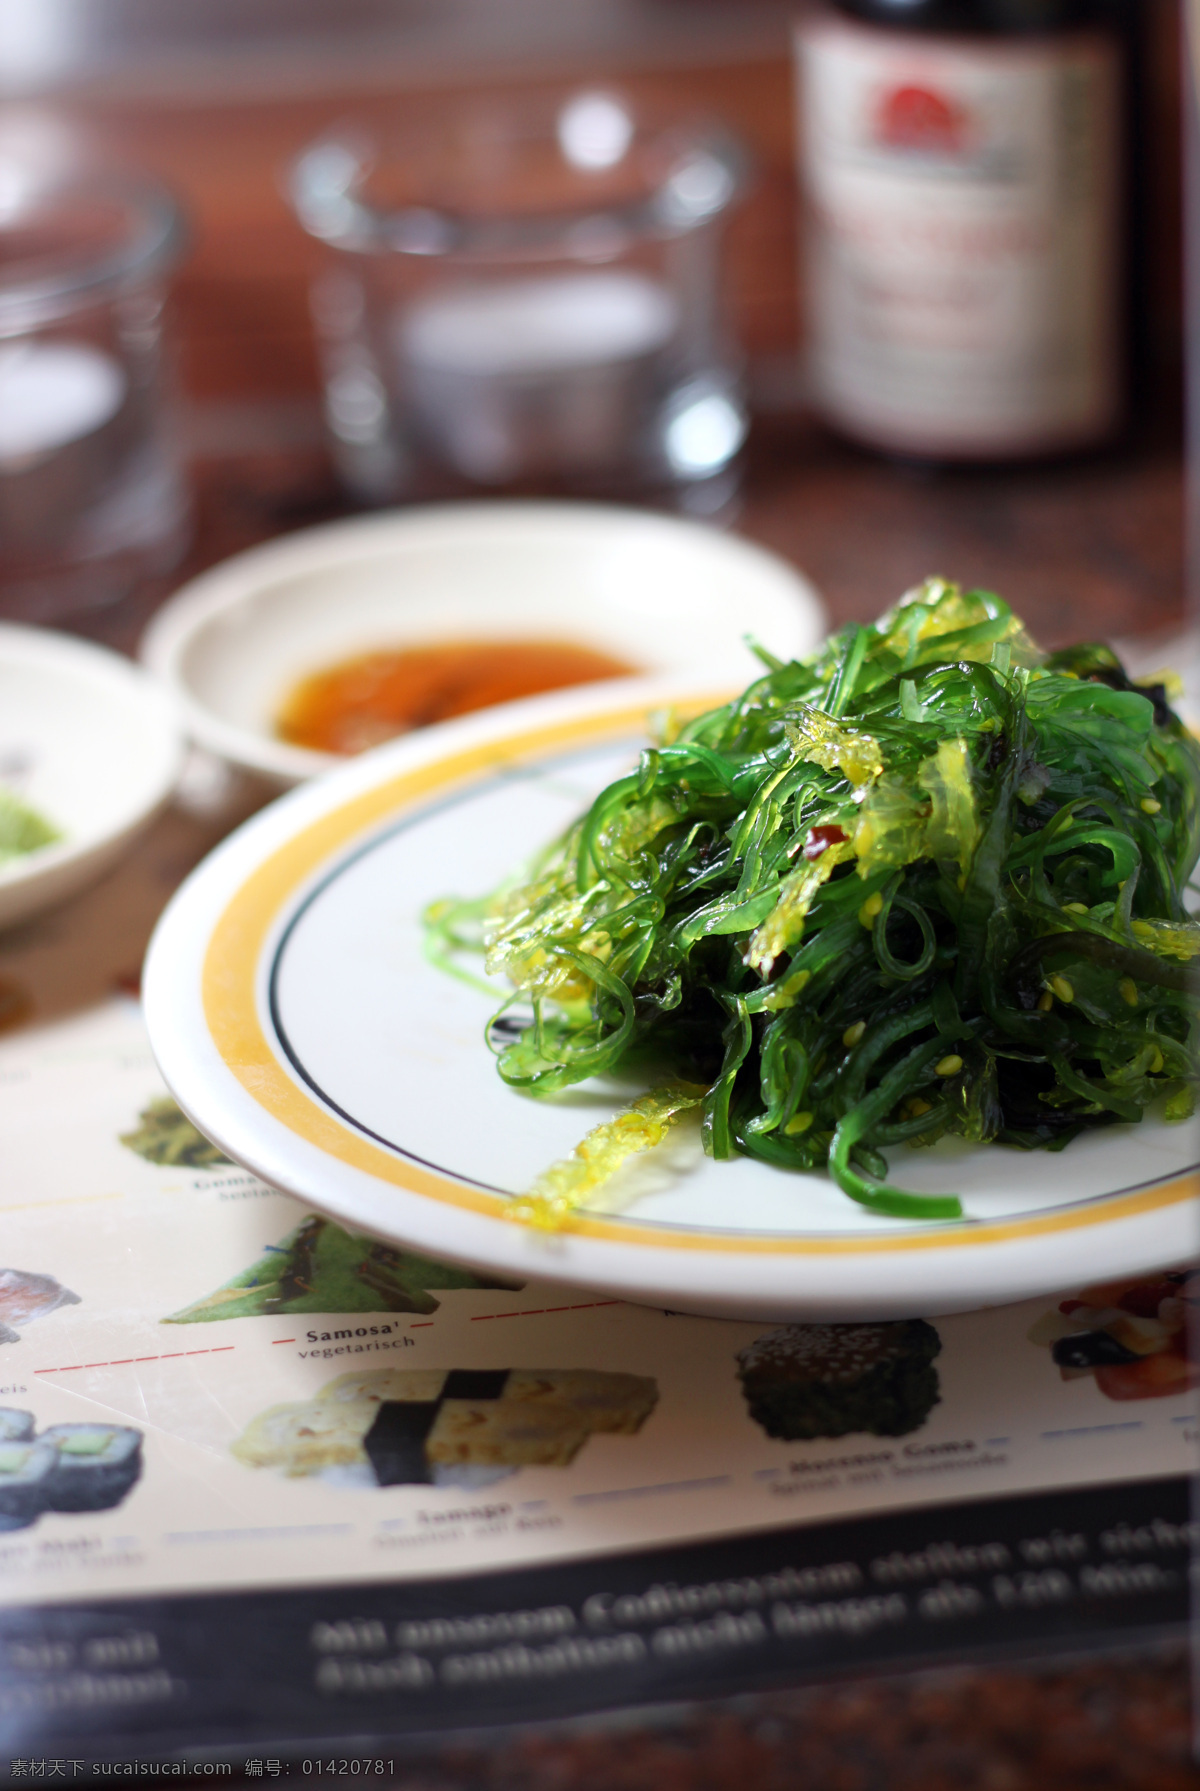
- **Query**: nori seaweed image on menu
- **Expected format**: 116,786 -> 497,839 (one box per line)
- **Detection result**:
120,1095 -> 231,1168
737,1321 -> 942,1441
0,1412 -> 142,1530
232,1366 -> 658,1489
0,1270 -> 80,1343
163,1214 -> 522,1324
1028,1269 -> 1198,1402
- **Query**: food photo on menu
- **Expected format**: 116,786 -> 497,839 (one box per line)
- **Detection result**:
0,0 -> 1196,1784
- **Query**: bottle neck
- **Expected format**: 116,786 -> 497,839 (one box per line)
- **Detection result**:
828,0 -> 1123,32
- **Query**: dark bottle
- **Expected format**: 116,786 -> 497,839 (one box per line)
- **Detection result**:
796,0 -> 1129,458
832,0 -> 1121,28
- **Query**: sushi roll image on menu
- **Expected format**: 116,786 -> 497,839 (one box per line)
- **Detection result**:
0,1409 -> 35,1444
0,1440 -> 58,1532
233,1367 -> 660,1487
737,1322 -> 943,1441
39,1424 -> 143,1512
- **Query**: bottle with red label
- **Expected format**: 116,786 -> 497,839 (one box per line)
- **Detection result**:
796,0 -> 1130,459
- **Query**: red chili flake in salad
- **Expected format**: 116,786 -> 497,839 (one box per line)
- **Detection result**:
802,824 -> 848,862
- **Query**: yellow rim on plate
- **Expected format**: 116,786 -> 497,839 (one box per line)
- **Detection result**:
203,700 -> 1198,1255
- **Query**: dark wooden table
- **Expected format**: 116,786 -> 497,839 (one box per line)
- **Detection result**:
398,1643 -> 1197,1790
75,402 -> 1189,664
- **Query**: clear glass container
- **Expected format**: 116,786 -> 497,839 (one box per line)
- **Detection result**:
290,90 -> 749,514
0,169 -> 189,623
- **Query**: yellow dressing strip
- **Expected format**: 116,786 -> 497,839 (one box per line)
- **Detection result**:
202,700 -> 1199,1257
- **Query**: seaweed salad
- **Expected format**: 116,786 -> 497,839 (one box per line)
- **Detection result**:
429,580 -> 1200,1225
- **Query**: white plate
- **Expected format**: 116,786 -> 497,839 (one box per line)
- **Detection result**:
143,680 -> 1199,1321
0,625 -> 182,930
141,500 -> 824,786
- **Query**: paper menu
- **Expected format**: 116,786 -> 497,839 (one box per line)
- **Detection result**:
0,990 -> 1191,1611
0,798 -> 1191,1618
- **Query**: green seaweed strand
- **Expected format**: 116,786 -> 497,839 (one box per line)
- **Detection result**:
430,579 -> 1200,1222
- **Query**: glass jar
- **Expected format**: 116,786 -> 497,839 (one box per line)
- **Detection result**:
290,90 -> 749,514
0,168 -> 189,621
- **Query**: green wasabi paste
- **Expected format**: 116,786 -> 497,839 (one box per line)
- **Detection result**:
0,785 -> 58,866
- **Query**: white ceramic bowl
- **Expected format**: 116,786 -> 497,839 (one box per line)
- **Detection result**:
140,501 -> 825,786
0,625 -> 182,930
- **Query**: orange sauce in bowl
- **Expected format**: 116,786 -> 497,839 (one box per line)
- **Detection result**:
276,638 -> 636,756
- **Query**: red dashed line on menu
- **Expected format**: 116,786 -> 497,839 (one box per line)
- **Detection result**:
35,1348 -> 236,1374
34,1307 -> 621,1371
472,1301 -> 621,1322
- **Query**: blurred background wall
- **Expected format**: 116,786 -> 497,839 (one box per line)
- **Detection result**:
0,0 -> 1181,448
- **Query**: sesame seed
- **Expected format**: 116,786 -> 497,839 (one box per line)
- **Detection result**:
1140,798 -> 1162,815
935,1054 -> 963,1077
1118,978 -> 1138,1006
737,1323 -> 908,1383
842,1021 -> 866,1048
1049,975 -> 1074,1003
784,1112 -> 814,1136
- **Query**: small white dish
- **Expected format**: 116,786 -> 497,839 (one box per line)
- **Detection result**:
0,624 -> 182,930
140,500 -> 824,786
143,680 -> 1197,1321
